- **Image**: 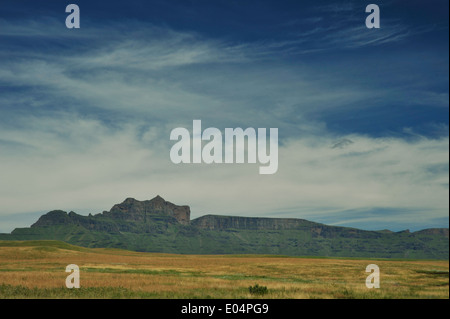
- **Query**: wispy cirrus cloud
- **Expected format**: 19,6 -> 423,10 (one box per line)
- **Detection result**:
1,20 -> 442,135
0,7 -> 447,233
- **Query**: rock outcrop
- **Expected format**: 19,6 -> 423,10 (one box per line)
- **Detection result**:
414,228 -> 449,238
191,214 -> 315,230
30,196 -> 191,233
32,210 -> 72,227
103,196 -> 190,225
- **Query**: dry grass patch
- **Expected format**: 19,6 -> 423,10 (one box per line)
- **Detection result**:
0,241 -> 447,298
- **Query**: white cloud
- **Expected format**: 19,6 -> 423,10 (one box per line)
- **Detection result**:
0,112 -> 447,232
0,18 -> 448,233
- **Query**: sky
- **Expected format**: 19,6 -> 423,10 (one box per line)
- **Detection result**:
0,0 -> 448,233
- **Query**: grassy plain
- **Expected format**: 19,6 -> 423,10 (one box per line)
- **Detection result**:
0,240 -> 448,299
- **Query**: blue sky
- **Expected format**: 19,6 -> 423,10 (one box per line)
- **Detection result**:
0,0 -> 448,232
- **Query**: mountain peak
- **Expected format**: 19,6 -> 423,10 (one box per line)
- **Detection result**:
122,197 -> 137,204
151,195 -> 165,203
105,196 -> 190,225
121,196 -> 165,205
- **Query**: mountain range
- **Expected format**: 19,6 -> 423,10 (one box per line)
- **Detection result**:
0,196 -> 448,259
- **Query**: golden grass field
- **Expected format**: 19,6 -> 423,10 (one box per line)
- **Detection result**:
0,241 -> 448,299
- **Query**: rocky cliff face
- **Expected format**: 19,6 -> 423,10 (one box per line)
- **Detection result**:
31,196 -> 191,229
192,215 -> 315,231
103,196 -> 190,225
414,228 -> 449,238
32,210 -> 73,227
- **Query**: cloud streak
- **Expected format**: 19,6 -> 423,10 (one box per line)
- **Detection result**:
0,12 -> 448,233
0,111 -> 447,232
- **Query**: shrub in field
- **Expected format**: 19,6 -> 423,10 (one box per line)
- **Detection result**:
248,284 -> 268,296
